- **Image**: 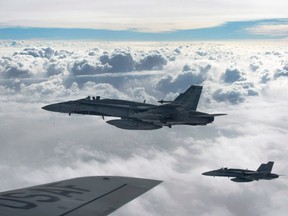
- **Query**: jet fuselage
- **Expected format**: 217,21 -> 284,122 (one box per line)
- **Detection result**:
202,162 -> 279,182
42,98 -> 154,118
42,85 -> 226,130
42,97 -> 215,128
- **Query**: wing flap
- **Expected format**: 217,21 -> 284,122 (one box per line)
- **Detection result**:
0,176 -> 161,216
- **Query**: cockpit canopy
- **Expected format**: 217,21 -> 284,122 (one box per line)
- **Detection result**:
84,96 -> 101,101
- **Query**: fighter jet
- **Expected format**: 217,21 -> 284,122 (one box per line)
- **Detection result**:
0,176 -> 161,216
42,85 -> 226,130
202,161 -> 279,182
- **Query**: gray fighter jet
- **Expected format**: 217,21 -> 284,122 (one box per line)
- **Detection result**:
0,176 -> 161,216
42,85 -> 226,130
202,161 -> 279,182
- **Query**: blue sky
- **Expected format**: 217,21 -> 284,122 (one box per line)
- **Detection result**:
0,19 -> 287,41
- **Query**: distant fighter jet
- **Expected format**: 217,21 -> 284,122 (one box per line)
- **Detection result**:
42,85 -> 226,130
202,161 -> 279,182
0,176 -> 161,216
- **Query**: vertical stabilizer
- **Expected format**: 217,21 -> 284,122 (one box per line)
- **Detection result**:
173,85 -> 203,110
257,161 -> 274,173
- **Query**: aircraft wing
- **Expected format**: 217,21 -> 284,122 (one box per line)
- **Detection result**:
0,176 -> 161,216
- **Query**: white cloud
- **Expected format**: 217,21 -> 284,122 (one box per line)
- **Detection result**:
156,63 -> 211,93
246,23 -> 288,37
0,41 -> 288,216
135,51 -> 168,70
221,68 -> 246,83
274,61 -> 288,79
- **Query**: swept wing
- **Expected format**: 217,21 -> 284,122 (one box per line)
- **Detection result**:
0,176 -> 161,216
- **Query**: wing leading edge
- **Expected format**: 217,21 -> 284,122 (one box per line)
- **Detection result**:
0,176 -> 162,216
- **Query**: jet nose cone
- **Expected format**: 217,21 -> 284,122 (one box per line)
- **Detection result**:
42,105 -> 49,111
202,170 -> 217,176
42,104 -> 60,112
202,171 -> 210,176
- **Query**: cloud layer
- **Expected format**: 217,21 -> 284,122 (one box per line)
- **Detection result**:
1,40 -> 288,216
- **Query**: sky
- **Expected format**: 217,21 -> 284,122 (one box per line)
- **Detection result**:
1,40 -> 288,216
1,1 -> 288,216
0,0 -> 288,40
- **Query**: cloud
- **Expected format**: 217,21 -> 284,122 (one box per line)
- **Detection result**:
0,47 -> 59,79
213,85 -> 246,104
0,45 -> 176,96
214,66 -> 258,104
70,59 -> 111,75
135,51 -> 168,71
1,41 -> 288,216
0,56 -> 35,79
274,62 -> 288,79
246,22 -> 288,37
156,63 -> 211,93
221,68 -> 246,83
100,51 -> 135,72
17,47 -> 55,59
